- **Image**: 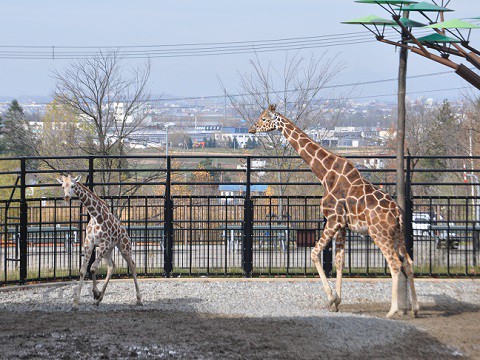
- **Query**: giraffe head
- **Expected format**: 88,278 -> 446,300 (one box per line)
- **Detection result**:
56,174 -> 81,202
248,104 -> 279,134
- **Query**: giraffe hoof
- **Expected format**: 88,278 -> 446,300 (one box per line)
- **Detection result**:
328,294 -> 338,307
412,304 -> 420,318
327,294 -> 340,312
386,310 -> 396,319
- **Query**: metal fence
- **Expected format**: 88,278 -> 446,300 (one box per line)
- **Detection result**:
1,154 -> 479,284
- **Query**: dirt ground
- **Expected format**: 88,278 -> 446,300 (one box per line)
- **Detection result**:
342,301 -> 480,360
0,301 -> 479,359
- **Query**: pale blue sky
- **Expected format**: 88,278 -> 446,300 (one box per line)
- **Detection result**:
1,0 -> 479,101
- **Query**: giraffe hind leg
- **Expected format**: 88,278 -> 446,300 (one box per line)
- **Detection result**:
119,243 -> 142,306
372,233 -> 402,318
397,253 -> 409,315
400,251 -> 420,317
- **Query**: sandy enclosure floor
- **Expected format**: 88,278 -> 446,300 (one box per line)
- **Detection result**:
0,278 -> 479,360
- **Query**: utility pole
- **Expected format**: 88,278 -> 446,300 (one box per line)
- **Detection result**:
396,10 -> 409,213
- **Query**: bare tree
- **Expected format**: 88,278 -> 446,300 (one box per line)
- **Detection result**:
52,51 -> 151,156
51,51 -> 154,199
221,51 -> 345,214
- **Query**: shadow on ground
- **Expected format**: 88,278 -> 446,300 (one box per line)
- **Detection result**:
0,296 -> 469,360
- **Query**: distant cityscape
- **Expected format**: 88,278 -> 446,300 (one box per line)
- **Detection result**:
0,95 -> 464,151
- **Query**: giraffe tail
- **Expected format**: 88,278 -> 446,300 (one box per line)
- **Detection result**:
394,207 -> 411,278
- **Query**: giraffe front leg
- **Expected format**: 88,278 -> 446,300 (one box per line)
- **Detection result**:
95,250 -> 115,305
311,246 -> 337,308
89,247 -> 109,306
311,219 -> 341,310
333,228 -> 346,312
73,241 -> 94,309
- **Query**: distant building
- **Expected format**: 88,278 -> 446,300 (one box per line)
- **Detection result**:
306,129 -> 338,147
218,184 -> 268,204
215,127 -> 259,148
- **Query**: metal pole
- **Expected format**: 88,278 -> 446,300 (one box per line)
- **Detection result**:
165,126 -> 169,157
164,156 -> 174,276
86,157 -> 95,276
466,173 -> 480,224
243,156 -> 253,276
405,155 -> 414,260
19,158 -> 27,283
395,10 -> 409,214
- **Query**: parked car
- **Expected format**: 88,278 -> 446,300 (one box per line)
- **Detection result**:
412,212 -> 435,238
412,212 -> 459,249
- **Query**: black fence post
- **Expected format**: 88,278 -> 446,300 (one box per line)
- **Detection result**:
86,156 -> 96,276
164,156 -> 174,277
19,158 -> 28,283
243,157 -> 254,276
405,155 -> 414,260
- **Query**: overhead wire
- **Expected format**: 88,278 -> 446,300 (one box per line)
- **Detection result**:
0,27 -> 435,60
146,69 -> 470,103
0,27 -> 473,100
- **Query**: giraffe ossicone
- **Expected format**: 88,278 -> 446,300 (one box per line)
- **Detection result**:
57,174 -> 142,308
249,104 -> 419,318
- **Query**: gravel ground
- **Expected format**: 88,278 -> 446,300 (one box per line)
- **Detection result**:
0,278 -> 479,359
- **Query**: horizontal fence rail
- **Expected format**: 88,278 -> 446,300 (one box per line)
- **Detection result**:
0,154 -> 479,284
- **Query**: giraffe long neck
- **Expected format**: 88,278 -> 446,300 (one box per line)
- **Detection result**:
277,116 -> 338,184
74,182 -> 109,219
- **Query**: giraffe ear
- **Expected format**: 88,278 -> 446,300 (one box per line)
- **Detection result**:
56,178 -> 63,184
73,175 -> 81,183
268,104 -> 276,112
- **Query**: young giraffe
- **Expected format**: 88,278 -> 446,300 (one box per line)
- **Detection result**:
57,174 -> 142,308
249,105 -> 419,318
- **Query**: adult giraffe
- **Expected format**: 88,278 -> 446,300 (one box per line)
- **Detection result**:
249,105 -> 419,318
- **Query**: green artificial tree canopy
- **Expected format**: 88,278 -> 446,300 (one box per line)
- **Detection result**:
341,14 -> 396,25
407,33 -> 462,44
424,19 -> 480,29
400,2 -> 453,12
395,17 -> 426,28
355,0 -> 417,4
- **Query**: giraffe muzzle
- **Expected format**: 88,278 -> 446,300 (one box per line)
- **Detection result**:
248,126 -> 257,134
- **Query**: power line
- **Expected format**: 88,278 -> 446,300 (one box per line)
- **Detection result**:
17,68 -> 466,106
338,86 -> 472,101
148,69 -> 463,103
0,28 -> 434,60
